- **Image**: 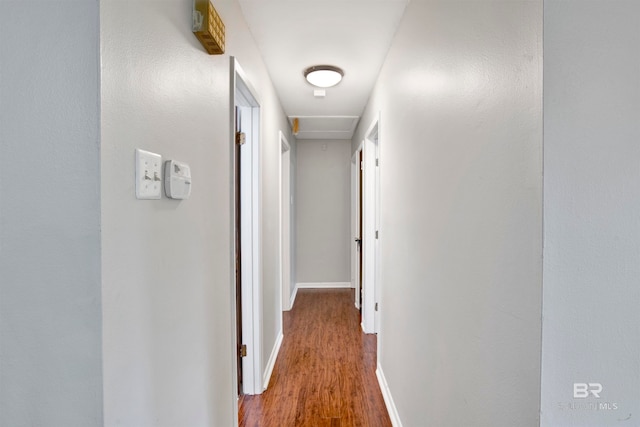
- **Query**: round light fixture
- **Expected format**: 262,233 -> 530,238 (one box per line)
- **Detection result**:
304,65 -> 344,88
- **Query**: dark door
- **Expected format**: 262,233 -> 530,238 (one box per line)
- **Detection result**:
358,150 -> 364,316
235,108 -> 243,396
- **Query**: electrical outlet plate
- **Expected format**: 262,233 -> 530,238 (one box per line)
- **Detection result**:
135,149 -> 162,199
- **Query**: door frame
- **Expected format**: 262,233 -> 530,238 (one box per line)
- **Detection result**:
360,114 -> 381,334
369,118 -> 381,334
230,57 -> 263,397
351,142 -> 363,311
279,131 -> 292,311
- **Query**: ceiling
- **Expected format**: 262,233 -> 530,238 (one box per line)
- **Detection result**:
237,0 -> 409,140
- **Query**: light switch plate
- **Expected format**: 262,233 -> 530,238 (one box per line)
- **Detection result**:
135,149 -> 162,199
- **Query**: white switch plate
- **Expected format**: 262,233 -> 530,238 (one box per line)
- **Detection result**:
135,149 -> 162,199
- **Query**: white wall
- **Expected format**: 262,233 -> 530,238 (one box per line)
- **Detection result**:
257,77 -> 295,378
541,1 -> 640,425
353,1 -> 543,426
0,1 -> 103,426
296,140 -> 352,284
100,0 -> 291,425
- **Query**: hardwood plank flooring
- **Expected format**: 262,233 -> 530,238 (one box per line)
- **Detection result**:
239,289 -> 391,427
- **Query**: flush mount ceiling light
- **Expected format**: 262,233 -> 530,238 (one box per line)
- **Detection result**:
304,65 -> 344,88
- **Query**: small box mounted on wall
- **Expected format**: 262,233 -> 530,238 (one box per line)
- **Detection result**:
192,0 -> 225,55
164,160 -> 192,200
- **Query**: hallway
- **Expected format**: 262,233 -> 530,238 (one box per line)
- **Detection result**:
239,289 -> 391,427
3,1 -> 639,426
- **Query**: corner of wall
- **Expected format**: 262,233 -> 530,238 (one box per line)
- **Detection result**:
376,365 -> 403,427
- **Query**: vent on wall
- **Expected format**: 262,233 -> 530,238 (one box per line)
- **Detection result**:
288,116 -> 360,140
193,0 -> 225,55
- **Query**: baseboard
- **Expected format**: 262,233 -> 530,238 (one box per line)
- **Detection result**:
289,286 -> 298,310
291,283 -> 350,309
263,331 -> 284,390
376,364 -> 403,427
295,282 -> 352,289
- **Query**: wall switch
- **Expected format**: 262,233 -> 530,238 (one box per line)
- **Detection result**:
135,149 -> 162,199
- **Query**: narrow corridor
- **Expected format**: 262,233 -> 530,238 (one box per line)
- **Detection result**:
239,289 -> 391,427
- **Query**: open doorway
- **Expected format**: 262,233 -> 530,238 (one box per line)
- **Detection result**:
280,131 -> 292,311
351,145 -> 362,313
352,115 -> 381,334
231,57 -> 263,397
368,120 -> 381,334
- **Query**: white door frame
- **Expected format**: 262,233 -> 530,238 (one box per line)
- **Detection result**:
230,57 -> 263,397
361,115 -> 381,334
279,131 -> 292,311
351,142 -> 363,310
370,119 -> 381,335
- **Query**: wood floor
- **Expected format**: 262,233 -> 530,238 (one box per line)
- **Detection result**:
238,289 -> 392,427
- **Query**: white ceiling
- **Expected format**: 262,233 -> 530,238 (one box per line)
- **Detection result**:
238,0 -> 409,139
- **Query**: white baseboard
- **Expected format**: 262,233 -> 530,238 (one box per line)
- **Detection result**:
295,282 -> 352,289
288,286 -> 298,310
290,283 -> 348,309
376,364 -> 403,427
263,331 -> 283,391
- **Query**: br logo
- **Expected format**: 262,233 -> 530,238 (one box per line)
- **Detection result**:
573,383 -> 602,398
